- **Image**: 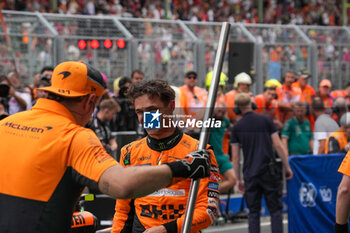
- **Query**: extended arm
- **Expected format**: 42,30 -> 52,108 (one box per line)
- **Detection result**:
99,164 -> 173,199
99,149 -> 211,199
335,175 -> 350,233
231,143 -> 244,193
318,139 -> 326,155
281,136 -> 289,155
336,175 -> 350,224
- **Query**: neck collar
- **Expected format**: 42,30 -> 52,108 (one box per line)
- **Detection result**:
147,128 -> 183,152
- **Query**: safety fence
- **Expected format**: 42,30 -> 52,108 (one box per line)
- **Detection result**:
0,10 -> 350,94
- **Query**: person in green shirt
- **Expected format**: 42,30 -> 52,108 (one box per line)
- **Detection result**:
209,102 -> 236,193
281,101 -> 313,155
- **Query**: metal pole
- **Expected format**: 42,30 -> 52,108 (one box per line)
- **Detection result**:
181,22 -> 231,233
342,0 -> 347,26
258,0 -> 263,23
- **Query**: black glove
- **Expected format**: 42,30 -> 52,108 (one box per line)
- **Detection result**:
335,223 -> 348,233
166,149 -> 211,179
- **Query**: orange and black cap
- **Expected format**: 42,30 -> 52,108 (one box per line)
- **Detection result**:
38,61 -> 106,97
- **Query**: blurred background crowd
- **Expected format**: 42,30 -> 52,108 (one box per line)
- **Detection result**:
1,0 -> 349,26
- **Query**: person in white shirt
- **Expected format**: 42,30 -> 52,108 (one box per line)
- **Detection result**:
311,97 -> 339,155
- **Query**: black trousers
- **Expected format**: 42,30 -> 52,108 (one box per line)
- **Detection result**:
244,164 -> 283,233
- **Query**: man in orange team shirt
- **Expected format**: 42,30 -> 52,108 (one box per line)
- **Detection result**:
0,61 -> 211,233
292,70 -> 316,104
179,71 -> 207,139
331,82 -> 350,104
224,72 -> 253,123
292,70 -> 316,130
254,86 -> 283,129
316,79 -> 334,115
276,71 -> 301,123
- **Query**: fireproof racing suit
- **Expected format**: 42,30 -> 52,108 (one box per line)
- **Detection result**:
112,128 -> 220,233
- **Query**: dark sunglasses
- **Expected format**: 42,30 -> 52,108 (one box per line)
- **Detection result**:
186,75 -> 197,80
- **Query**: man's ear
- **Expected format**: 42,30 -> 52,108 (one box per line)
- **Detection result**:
83,94 -> 98,111
169,100 -> 175,112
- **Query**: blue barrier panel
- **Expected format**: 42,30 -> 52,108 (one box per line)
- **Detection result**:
287,154 -> 345,233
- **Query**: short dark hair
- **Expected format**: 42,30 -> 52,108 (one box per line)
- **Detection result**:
40,66 -> 54,74
185,71 -> 197,78
131,69 -> 144,78
119,77 -> 132,88
38,78 -> 50,88
311,97 -> 325,111
127,80 -> 175,105
293,101 -> 307,108
46,92 -> 86,103
99,98 -> 120,112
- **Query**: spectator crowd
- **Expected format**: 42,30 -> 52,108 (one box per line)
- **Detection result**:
2,62 -> 350,230
1,66 -> 350,158
2,0 -> 348,26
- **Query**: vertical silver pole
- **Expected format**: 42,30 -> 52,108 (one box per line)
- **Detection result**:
181,22 -> 231,233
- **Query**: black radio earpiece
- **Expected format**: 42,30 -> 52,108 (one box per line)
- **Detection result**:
233,102 -> 257,115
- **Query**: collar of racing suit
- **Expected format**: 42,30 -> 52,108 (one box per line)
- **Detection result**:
147,128 -> 183,152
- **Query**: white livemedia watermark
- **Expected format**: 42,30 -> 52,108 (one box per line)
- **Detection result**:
143,110 -> 222,129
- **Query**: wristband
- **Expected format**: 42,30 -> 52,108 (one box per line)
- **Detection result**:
163,220 -> 177,233
165,161 -> 189,178
335,222 -> 348,233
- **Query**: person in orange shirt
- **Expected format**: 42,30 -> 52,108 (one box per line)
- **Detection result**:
0,61 -> 211,233
331,82 -> 350,104
276,71 -> 301,123
224,72 -> 253,123
179,71 -> 208,139
292,70 -> 316,130
325,113 -> 350,154
317,79 -> 334,115
254,86 -> 283,129
292,70 -> 316,104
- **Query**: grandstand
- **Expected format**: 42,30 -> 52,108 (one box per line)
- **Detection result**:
0,10 -> 349,94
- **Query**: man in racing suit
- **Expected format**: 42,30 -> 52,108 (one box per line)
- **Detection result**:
112,79 -> 220,233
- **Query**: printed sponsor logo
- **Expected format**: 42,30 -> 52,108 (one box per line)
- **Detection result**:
208,182 -> 219,191
208,190 -> 219,199
208,198 -> 218,207
59,71 -> 71,79
140,204 -> 184,220
209,173 -> 220,182
1,121 -> 52,133
319,186 -> 332,202
208,205 -> 217,214
299,182 -> 317,207
210,165 -> 219,173
147,189 -> 186,197
207,209 -> 216,223
137,155 -> 151,161
71,213 -> 86,226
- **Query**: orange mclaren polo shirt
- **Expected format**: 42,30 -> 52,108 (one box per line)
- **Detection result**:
0,98 -> 117,233
338,150 -> 350,177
